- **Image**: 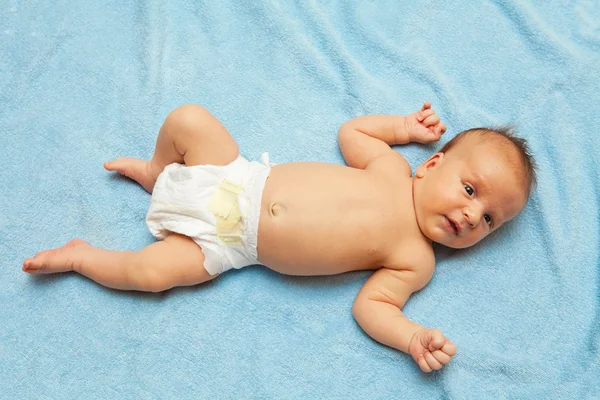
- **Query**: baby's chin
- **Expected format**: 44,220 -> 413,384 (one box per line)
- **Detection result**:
435,241 -> 472,249
426,229 -> 483,249
432,235 -> 486,249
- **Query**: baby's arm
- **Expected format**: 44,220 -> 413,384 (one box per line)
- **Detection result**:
338,102 -> 446,169
353,267 -> 457,373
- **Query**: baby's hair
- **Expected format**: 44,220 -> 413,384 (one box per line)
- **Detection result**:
440,126 -> 538,197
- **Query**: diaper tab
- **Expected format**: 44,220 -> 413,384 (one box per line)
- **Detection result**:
207,179 -> 244,218
216,233 -> 244,246
208,179 -> 245,246
261,152 -> 275,167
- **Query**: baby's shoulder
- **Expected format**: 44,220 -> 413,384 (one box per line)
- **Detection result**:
366,151 -> 412,179
383,239 -> 435,280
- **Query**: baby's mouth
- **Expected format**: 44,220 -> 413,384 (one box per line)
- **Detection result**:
446,217 -> 459,235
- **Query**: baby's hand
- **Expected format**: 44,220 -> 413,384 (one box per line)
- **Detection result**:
405,102 -> 447,143
408,328 -> 457,373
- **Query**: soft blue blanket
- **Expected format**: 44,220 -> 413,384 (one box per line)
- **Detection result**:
1,1 -> 599,398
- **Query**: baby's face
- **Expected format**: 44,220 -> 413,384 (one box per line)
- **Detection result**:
412,140 -> 529,249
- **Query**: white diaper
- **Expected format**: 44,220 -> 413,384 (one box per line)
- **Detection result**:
146,153 -> 273,275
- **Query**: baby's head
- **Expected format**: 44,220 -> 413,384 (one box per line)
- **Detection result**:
412,127 -> 537,249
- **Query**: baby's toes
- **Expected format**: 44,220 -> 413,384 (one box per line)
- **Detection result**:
22,249 -> 65,274
22,256 -> 45,273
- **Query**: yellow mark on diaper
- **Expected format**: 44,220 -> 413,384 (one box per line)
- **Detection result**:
208,179 -> 245,246
216,233 -> 244,246
207,179 -> 244,218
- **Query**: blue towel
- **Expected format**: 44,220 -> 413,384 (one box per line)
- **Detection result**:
1,1 -> 599,398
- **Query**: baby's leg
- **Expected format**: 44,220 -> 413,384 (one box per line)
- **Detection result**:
105,104 -> 240,193
22,233 -> 216,292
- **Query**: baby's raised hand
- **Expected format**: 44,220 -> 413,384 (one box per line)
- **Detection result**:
405,102 -> 447,143
408,328 -> 457,373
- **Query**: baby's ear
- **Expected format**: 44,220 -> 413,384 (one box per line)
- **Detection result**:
415,152 -> 444,178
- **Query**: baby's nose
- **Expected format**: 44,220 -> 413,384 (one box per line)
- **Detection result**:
464,206 -> 483,227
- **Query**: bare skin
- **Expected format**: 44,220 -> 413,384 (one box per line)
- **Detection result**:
23,103 -> 529,372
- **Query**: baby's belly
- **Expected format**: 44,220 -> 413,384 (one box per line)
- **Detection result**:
255,163 -> 396,275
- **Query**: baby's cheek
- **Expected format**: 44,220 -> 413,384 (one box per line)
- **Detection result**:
472,231 -> 489,246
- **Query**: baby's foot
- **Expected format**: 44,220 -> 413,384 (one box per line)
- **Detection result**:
104,157 -> 157,193
23,239 -> 89,274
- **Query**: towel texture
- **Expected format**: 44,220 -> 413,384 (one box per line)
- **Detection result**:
1,1 -> 599,398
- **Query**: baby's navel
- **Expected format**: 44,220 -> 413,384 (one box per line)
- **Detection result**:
269,202 -> 284,217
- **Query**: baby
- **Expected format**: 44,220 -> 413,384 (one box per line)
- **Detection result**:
23,103 -> 536,373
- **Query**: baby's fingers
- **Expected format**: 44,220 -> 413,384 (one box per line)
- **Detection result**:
441,340 -> 457,357
437,123 -> 447,135
417,109 -> 435,122
431,349 -> 452,365
424,351 -> 443,371
423,114 -> 440,127
416,353 -> 433,373
433,123 -> 447,138
427,329 -> 447,351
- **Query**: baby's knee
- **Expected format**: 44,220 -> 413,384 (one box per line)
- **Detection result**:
166,104 -> 212,132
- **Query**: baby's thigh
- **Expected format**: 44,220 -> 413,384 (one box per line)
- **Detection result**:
167,104 -> 239,166
137,233 -> 217,290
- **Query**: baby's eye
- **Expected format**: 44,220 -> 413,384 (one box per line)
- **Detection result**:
464,185 -> 474,196
484,214 -> 493,226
